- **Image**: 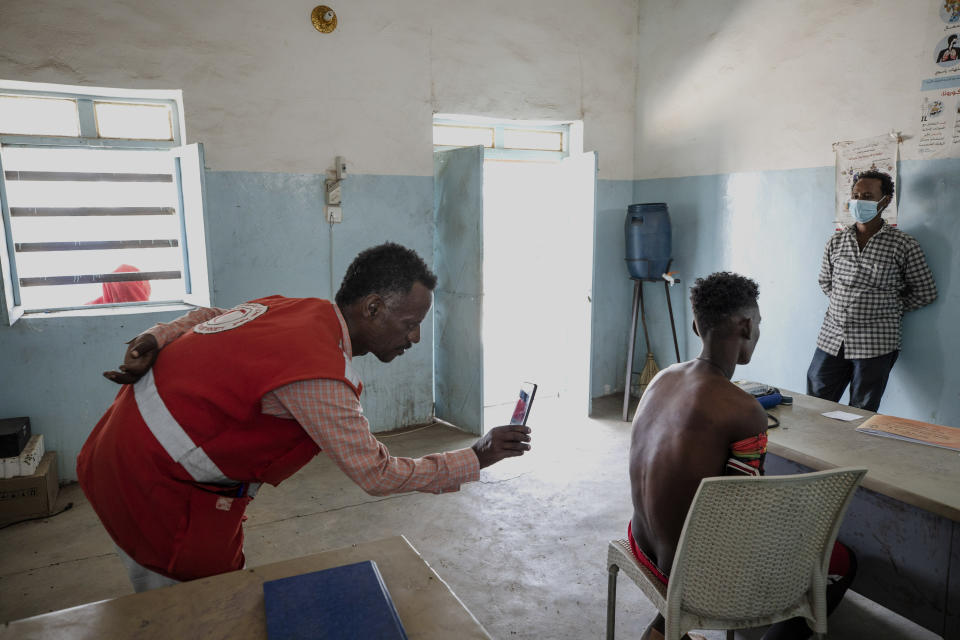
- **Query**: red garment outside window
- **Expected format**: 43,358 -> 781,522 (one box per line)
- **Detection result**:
86,264 -> 151,305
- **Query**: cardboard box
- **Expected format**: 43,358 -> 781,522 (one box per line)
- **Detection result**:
0,451 -> 59,525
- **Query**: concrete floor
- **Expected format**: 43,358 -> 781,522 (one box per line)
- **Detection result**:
0,395 -> 942,639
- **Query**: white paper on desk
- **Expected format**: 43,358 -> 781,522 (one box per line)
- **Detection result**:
822,410 -> 866,421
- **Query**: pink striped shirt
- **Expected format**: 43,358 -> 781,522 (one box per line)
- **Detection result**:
145,303 -> 479,495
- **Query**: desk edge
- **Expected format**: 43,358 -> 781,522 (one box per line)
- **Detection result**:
766,443 -> 960,522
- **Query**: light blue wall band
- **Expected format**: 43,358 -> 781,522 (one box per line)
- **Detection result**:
2,163 -> 956,482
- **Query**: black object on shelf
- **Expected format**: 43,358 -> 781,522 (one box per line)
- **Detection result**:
0,417 -> 31,458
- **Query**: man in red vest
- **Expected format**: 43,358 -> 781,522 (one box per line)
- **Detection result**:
78,243 -> 532,591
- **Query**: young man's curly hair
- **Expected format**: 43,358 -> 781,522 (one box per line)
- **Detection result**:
852,170 -> 895,198
689,272 -> 759,334
335,242 -> 438,308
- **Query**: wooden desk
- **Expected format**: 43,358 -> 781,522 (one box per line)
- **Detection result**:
0,536 -> 490,640
765,391 -> 959,639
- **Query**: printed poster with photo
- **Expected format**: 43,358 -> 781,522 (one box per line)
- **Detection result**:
919,0 -> 960,158
929,0 -> 960,76
834,135 -> 899,228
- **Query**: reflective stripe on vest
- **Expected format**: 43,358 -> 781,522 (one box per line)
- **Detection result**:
134,370 -> 232,485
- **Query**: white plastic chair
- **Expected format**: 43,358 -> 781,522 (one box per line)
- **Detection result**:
606,467 -> 867,640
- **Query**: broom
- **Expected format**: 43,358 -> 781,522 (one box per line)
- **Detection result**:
635,284 -> 659,398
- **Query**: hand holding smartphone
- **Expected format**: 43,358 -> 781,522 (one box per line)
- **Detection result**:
472,386 -> 536,468
509,382 -> 538,426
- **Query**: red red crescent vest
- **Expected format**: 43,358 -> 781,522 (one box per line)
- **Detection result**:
77,296 -> 362,581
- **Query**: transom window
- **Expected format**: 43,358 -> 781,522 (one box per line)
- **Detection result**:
0,80 -> 210,323
433,116 -> 570,162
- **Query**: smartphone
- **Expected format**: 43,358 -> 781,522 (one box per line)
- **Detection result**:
509,382 -> 538,426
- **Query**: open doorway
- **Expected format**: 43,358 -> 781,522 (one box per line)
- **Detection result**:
481,155 -> 596,428
432,116 -> 596,432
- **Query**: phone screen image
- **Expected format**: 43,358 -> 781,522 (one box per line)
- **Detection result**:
509,382 -> 538,426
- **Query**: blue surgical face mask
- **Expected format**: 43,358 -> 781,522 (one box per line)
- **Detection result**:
848,198 -> 883,223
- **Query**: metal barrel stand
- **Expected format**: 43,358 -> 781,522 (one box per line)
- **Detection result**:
621,276 -> 680,422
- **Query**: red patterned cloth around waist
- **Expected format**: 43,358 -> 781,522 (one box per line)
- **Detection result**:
627,521 -> 669,585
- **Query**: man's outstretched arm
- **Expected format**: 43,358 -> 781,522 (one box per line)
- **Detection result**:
268,379 -> 531,496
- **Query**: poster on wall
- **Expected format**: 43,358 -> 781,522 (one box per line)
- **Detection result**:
833,134 -> 899,228
919,76 -> 960,158
919,0 -> 960,158
929,0 -> 960,75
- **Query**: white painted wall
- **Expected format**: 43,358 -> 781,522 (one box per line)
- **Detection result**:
635,0 -> 932,179
0,0 -> 638,180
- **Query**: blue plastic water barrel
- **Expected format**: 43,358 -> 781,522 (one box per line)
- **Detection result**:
625,203 -> 671,280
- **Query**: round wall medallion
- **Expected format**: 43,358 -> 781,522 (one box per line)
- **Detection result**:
311,6 -> 337,33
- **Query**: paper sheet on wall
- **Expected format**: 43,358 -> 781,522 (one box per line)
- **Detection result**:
919,0 -> 960,158
833,135 -> 899,228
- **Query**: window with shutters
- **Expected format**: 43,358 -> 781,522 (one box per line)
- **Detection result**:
0,80 -> 210,324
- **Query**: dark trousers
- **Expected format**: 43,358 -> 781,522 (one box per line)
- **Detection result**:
806,344 -> 899,413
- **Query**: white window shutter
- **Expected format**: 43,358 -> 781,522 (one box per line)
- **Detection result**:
172,143 -> 211,307
0,146 -> 23,325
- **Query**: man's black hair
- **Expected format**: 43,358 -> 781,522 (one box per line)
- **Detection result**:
689,272 -> 759,334
852,170 -> 895,198
950,34 -> 958,44
335,242 -> 438,307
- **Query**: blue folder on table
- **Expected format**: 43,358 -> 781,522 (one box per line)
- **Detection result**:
263,560 -> 408,640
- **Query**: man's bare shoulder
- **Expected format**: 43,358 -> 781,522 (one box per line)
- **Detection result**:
645,363 -> 752,402
716,383 -> 768,441
637,364 -> 766,440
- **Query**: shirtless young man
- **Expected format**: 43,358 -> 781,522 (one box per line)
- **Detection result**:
628,272 -> 855,640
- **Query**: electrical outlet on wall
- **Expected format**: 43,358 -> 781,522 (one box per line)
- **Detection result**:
325,205 -> 342,223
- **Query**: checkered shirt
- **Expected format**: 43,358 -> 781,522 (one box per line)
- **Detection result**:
816,222 -> 937,359
145,303 -> 479,495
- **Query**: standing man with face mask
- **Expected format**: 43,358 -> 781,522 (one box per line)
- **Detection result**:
806,170 -> 937,412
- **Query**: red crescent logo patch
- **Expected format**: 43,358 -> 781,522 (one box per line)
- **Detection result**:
193,302 -> 268,334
